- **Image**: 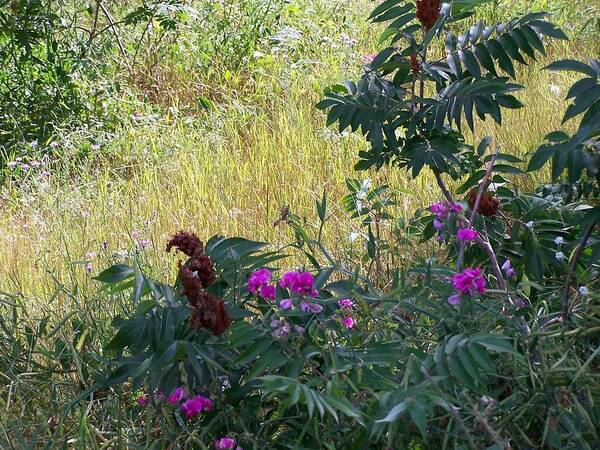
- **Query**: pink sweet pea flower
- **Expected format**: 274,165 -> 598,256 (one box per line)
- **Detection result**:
279,298 -> 293,310
259,284 -> 276,300
197,394 -> 213,411
501,259 -> 517,279
248,268 -> 272,293
270,320 -> 291,338
136,394 -> 149,406
457,227 -> 478,242
180,398 -> 202,418
341,316 -> 356,329
449,203 -> 463,213
338,299 -> 354,310
278,271 -> 299,289
447,294 -> 461,306
452,267 -> 486,295
294,272 -> 315,295
430,201 -> 449,220
214,437 -> 237,450
279,271 -> 315,295
299,300 -> 323,313
167,387 -> 184,405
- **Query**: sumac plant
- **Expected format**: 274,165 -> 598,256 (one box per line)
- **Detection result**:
86,2 -> 600,449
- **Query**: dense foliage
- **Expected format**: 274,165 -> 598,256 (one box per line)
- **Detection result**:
67,1 -> 600,449
1,0 -> 599,449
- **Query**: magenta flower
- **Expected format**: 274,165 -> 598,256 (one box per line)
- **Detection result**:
457,227 -> 478,242
449,203 -> 463,213
447,294 -> 461,306
299,300 -> 323,313
180,394 -> 212,418
433,219 -> 444,230
279,298 -> 293,310
430,202 -> 449,220
452,267 -> 486,295
259,284 -> 276,300
338,299 -> 354,310
136,394 -> 149,406
294,272 -> 315,295
279,271 -> 315,295
501,259 -> 517,279
167,387 -> 184,405
248,268 -> 272,293
279,271 -> 299,289
341,316 -> 356,329
214,437 -> 237,450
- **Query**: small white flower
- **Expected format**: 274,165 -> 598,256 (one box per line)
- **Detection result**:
356,178 -> 372,200
356,200 -> 363,211
555,251 -> 566,261
549,84 -> 561,96
440,3 -> 451,15
578,286 -> 589,296
554,236 -> 564,246
525,221 -> 534,230
348,232 -> 362,242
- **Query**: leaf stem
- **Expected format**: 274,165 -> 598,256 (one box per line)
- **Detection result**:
562,220 -> 595,320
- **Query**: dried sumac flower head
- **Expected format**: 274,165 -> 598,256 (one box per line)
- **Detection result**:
416,0 -> 440,29
188,292 -> 230,336
467,188 -> 500,217
166,230 -> 203,257
167,231 -> 229,335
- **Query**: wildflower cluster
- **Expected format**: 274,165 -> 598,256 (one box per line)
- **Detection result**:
430,200 -> 462,241
448,267 -> 487,305
248,269 -> 322,313
136,387 -> 212,419
167,231 -> 230,335
338,298 -> 356,329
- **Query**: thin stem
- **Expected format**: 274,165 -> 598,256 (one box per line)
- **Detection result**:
432,170 -> 456,206
562,220 -> 595,320
457,145 -> 499,271
98,2 -> 131,72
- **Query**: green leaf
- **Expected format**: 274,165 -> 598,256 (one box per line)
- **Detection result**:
460,50 -> 481,78
528,20 -> 568,40
545,59 -> 597,78
94,264 -> 134,283
409,401 -> 428,438
368,0 -> 401,20
325,395 -> 364,424
528,144 -> 558,171
472,334 -> 520,356
376,400 -> 410,423
467,343 -> 497,374
562,86 -> 600,123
